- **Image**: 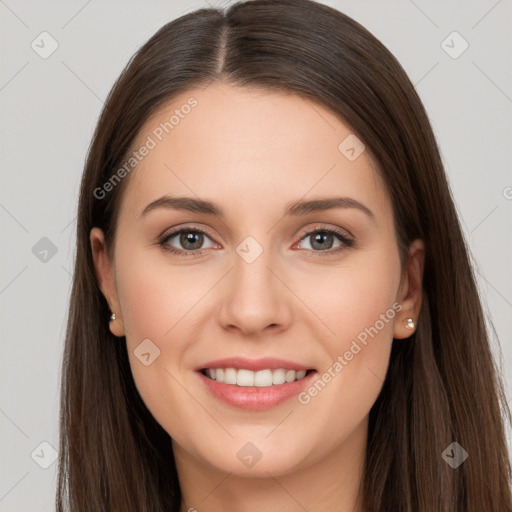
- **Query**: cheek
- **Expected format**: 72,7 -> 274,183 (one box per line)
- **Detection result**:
114,255 -> 205,437
304,246 -> 401,409
113,248 -> 205,396
312,247 -> 401,346
115,245 -> 209,344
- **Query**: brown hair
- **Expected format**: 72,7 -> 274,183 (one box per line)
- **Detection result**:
57,1 -> 512,510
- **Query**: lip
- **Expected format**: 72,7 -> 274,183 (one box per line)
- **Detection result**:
196,366 -> 318,411
196,356 -> 313,372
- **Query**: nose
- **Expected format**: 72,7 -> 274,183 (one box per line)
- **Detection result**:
217,248 -> 293,337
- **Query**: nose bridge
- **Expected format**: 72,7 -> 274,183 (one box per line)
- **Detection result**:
234,237 -> 276,296
217,233 -> 292,334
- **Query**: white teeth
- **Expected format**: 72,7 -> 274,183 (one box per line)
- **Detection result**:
272,369 -> 286,385
254,369 -> 272,387
203,367 -> 310,387
224,368 -> 237,385
237,369 -> 254,387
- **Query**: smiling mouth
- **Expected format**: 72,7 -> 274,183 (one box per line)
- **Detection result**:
200,368 -> 316,387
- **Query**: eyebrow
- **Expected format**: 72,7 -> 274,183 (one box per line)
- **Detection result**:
140,195 -> 374,220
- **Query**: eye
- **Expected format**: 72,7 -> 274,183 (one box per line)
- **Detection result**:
293,227 -> 354,255
158,227 -> 218,256
157,225 -> 354,257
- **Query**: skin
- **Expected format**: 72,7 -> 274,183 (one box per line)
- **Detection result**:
90,81 -> 424,512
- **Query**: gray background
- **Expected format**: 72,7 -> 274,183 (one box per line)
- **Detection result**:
1,0 -> 511,510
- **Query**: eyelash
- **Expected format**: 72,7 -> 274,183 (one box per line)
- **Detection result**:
157,225 -> 355,258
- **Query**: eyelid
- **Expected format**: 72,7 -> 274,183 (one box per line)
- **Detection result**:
157,223 -> 218,243
294,222 -> 354,241
158,222 -> 353,243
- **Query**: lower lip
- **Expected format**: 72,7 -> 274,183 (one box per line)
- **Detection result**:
197,370 -> 317,411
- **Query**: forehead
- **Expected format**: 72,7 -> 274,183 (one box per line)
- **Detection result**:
119,82 -> 388,221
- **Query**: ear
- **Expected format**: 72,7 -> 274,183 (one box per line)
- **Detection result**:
90,227 -> 125,337
394,238 -> 425,339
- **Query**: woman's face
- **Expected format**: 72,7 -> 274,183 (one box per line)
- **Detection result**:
91,82 -> 423,478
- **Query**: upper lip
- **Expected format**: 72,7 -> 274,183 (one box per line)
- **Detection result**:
196,357 -> 314,372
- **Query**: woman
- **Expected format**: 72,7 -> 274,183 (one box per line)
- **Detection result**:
57,0 -> 512,510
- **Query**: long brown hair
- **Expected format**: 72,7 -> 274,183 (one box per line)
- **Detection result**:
57,1 -> 512,510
